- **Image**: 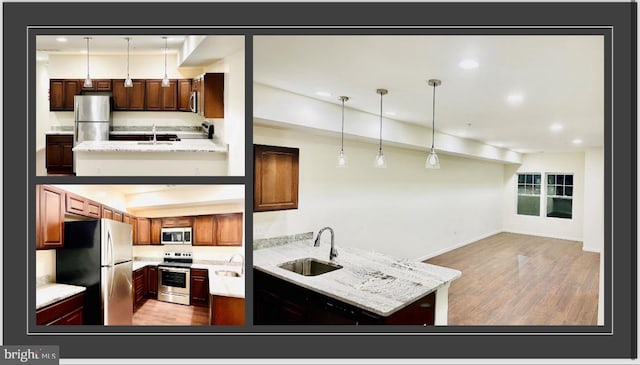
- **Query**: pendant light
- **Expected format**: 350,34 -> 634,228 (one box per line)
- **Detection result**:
161,36 -> 170,87
374,89 -> 388,168
124,37 -> 133,88
83,37 -> 92,88
336,96 -> 349,168
425,79 -> 441,169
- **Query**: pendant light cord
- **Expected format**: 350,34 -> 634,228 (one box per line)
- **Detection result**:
86,37 -> 90,78
341,98 -> 345,153
126,38 -> 130,78
431,83 -> 436,149
164,37 -> 168,78
379,92 -> 383,152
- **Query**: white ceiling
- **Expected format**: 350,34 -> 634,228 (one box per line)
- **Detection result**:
253,35 -> 604,153
36,35 -> 244,67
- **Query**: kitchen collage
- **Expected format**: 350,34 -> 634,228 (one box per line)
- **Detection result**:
35,34 -> 604,328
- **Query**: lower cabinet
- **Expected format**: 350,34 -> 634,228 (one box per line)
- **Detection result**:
147,266 -> 158,297
133,267 -> 147,310
254,269 -> 435,325
45,135 -> 73,175
209,295 -> 245,325
190,268 -> 209,306
36,292 -> 84,325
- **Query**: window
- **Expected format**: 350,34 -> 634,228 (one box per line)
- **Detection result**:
546,173 -> 573,219
517,173 -> 541,216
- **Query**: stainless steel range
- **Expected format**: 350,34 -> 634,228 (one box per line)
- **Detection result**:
157,252 -> 193,305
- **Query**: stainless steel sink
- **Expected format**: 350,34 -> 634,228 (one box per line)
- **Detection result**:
137,141 -> 173,145
215,270 -> 241,277
278,258 -> 342,276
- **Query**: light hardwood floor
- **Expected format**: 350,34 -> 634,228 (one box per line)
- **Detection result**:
132,299 -> 210,326
425,232 -> 600,326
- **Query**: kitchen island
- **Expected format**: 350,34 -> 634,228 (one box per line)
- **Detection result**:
253,239 -> 461,325
73,139 -> 228,176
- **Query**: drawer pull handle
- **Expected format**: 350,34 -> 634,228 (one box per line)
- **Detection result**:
420,303 -> 432,308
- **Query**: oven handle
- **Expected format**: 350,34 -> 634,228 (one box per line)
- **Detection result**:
159,267 -> 190,274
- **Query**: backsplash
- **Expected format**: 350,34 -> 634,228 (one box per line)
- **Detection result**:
253,232 -> 314,250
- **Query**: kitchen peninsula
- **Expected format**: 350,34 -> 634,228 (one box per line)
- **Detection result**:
253,235 -> 461,325
73,138 -> 227,176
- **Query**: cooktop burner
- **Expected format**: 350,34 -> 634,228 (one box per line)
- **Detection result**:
160,252 -> 193,269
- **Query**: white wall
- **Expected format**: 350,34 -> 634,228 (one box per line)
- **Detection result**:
253,124 -> 505,260
204,49 -> 245,176
502,152 -> 585,241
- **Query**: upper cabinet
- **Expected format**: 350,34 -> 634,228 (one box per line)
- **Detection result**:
65,191 -> 101,219
177,79 -> 193,112
145,79 -> 177,111
36,185 -> 65,250
81,79 -> 112,92
112,79 -> 146,111
216,213 -> 243,246
49,79 -> 81,111
254,144 -> 299,212
196,73 -> 224,118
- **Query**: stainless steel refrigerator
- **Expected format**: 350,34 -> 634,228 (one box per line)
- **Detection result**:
73,95 -> 111,172
57,219 -> 133,325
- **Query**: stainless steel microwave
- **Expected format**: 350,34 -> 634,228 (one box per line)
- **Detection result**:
161,227 -> 192,245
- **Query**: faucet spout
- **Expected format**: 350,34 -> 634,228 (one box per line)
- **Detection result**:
152,124 -> 157,145
314,227 -> 338,261
228,253 -> 245,276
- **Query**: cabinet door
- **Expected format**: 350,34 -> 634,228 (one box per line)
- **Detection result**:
177,79 -> 192,111
102,206 -> 114,220
190,269 -> 209,306
113,210 -> 124,222
162,80 -> 177,110
65,192 -> 101,218
49,80 -> 65,110
193,215 -> 215,246
45,135 -> 73,174
128,80 -> 146,110
130,216 -> 138,245
150,218 -> 162,244
145,80 -> 162,110
147,266 -> 158,296
216,213 -> 243,246
211,296 -> 245,325
202,73 -> 224,118
85,199 -> 101,218
136,218 -> 151,245
37,185 -> 65,250
254,144 -> 300,212
94,79 -> 112,91
63,80 -> 80,110
111,80 -> 128,110
162,216 -> 193,228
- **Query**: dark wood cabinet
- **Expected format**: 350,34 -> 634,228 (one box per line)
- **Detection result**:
216,213 -> 243,246
81,79 -> 112,92
49,79 -> 81,111
102,206 -> 114,220
133,267 -> 147,310
177,79 -> 193,112
36,292 -> 84,325
254,269 -> 435,325
199,73 -> 224,118
162,216 -> 193,228
145,79 -> 177,111
193,215 -> 216,246
45,134 -> 73,174
112,79 -> 146,110
36,185 -> 65,250
190,268 -> 209,306
254,144 -> 300,212
65,192 -> 101,219
210,295 -> 245,325
135,217 -> 151,245
150,218 -> 162,245
147,266 -> 158,297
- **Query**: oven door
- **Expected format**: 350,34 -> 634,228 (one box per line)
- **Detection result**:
157,267 -> 191,305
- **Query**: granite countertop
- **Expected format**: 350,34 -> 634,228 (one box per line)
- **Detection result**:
253,240 -> 461,317
45,130 -> 74,135
36,283 -> 87,310
133,260 -> 244,299
72,139 -> 227,153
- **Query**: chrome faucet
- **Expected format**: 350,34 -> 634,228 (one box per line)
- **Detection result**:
152,124 -> 157,145
228,253 -> 245,276
314,227 -> 338,261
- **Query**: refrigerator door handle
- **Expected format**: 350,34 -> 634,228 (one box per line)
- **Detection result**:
189,92 -> 195,112
74,99 -> 79,142
109,265 -> 115,300
108,230 -> 115,266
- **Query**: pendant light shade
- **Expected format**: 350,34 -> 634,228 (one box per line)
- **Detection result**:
83,37 -> 92,88
336,96 -> 349,168
425,79 -> 441,169
161,37 -> 170,87
124,37 -> 133,88
374,89 -> 388,168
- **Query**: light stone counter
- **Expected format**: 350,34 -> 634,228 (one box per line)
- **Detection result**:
254,240 -> 461,321
73,139 -> 227,153
36,283 -> 87,310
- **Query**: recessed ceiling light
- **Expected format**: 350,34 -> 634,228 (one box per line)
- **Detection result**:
55,37 -> 68,43
315,91 -> 331,97
507,93 -> 524,104
385,111 -> 396,116
458,59 -> 479,69
572,139 -> 583,145
550,123 -> 564,132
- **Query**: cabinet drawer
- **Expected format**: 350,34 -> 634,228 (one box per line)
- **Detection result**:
191,268 -> 208,278
36,292 -> 84,325
47,306 -> 83,325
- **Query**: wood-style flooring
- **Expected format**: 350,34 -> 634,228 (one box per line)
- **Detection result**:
132,299 -> 209,326
425,232 -> 600,326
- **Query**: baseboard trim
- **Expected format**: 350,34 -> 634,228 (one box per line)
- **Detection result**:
416,230 -> 503,262
501,229 -> 582,243
582,246 -> 602,254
